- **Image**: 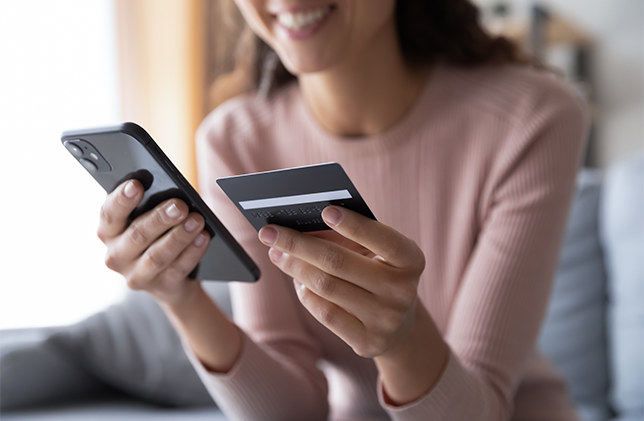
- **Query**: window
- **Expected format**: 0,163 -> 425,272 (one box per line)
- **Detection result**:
0,0 -> 126,329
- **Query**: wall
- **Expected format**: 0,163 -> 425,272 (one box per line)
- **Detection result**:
475,0 -> 643,168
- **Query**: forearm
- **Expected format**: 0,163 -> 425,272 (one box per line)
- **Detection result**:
375,302 -> 449,405
163,282 -> 330,421
163,282 -> 242,373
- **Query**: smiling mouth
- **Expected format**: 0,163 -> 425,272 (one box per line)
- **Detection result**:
274,4 -> 335,31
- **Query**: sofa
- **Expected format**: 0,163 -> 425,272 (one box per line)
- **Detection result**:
1,157 -> 642,421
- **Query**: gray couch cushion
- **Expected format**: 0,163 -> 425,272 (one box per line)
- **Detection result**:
1,398 -> 228,421
538,169 -> 611,421
44,283 -> 232,408
0,328 -> 110,410
600,156 -> 644,421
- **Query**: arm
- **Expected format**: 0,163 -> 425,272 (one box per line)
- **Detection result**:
163,284 -> 241,373
168,104 -> 330,421
96,177 -> 328,421
95,175 -> 242,372
256,84 -> 588,420
382,84 -> 588,419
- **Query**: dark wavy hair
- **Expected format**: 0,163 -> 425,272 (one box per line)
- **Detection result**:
206,0 -> 533,107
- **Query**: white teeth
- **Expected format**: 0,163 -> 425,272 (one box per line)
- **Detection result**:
277,6 -> 331,30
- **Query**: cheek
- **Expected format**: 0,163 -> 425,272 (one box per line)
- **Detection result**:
351,0 -> 396,43
232,0 -> 397,75
233,0 -> 273,43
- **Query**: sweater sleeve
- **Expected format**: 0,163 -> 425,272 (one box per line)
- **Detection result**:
378,81 -> 588,420
176,97 -> 329,421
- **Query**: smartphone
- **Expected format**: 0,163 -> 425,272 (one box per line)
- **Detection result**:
60,122 -> 260,283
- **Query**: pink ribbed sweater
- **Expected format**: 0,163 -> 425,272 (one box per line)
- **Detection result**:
183,63 -> 587,421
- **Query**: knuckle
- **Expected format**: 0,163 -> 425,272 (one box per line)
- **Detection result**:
153,205 -> 170,225
391,283 -> 418,309
164,263 -> 188,281
171,229 -> 192,249
104,251 -> 119,271
409,239 -> 426,271
382,235 -> 408,261
128,223 -> 149,246
369,337 -> 389,356
126,277 -> 144,291
351,335 -> 368,357
99,204 -> 114,227
320,249 -> 345,273
415,253 -> 426,274
144,249 -> 168,271
281,233 -> 298,253
380,309 -> 404,334
354,336 -> 388,358
345,220 -> 361,240
318,306 -> 336,326
311,273 -> 335,297
281,255 -> 299,277
297,285 -> 310,303
114,192 -> 129,209
96,227 -> 107,243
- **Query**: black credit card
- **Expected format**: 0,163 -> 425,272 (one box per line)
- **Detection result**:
216,162 -> 376,232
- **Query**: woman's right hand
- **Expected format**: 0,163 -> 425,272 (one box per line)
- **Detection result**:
97,179 -> 211,306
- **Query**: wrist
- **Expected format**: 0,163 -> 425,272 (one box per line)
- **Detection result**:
375,303 -> 449,405
161,281 -> 242,373
162,280 -> 204,312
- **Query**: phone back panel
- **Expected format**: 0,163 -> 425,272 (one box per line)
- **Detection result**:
61,123 -> 260,282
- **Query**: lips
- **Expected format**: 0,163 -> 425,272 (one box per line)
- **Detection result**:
272,4 -> 336,39
276,5 -> 333,30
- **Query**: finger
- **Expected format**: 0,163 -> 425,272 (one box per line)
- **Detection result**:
97,180 -> 143,241
134,212 -> 206,280
115,199 -> 190,260
306,230 -> 372,257
294,281 -> 387,358
295,285 -> 380,358
259,225 -> 381,292
269,248 -> 379,320
159,229 -> 211,283
322,206 -> 422,268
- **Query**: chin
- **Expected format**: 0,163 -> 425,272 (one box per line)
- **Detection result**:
275,47 -> 343,76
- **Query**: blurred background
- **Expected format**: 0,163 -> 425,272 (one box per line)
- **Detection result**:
0,0 -> 642,330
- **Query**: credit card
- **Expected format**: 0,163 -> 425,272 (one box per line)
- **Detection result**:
216,162 -> 376,232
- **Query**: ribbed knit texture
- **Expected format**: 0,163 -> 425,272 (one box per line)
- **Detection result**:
183,63 -> 587,421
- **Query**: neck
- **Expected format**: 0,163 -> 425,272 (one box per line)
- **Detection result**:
298,20 -> 430,137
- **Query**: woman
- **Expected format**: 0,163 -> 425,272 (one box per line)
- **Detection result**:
98,0 -> 587,419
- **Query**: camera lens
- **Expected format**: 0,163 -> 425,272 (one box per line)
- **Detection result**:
79,158 -> 98,172
64,141 -> 83,158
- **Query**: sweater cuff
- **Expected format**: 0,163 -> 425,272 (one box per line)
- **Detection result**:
179,326 -> 288,418
378,349 -> 473,420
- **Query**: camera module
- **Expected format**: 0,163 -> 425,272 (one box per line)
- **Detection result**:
64,141 -> 83,158
63,138 -> 112,172
79,158 -> 98,172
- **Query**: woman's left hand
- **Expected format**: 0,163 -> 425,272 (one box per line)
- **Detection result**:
257,205 -> 426,359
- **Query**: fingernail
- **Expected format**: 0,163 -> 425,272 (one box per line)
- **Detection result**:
323,206 -> 343,226
259,227 -> 278,245
166,203 -> 180,218
269,248 -> 283,263
184,217 -> 199,232
124,181 -> 137,198
194,232 -> 208,247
